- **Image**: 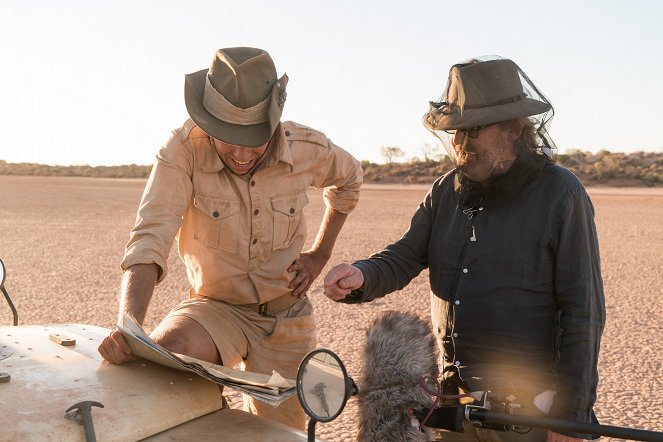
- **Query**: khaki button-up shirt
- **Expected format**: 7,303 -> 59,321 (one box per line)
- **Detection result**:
122,119 -> 362,305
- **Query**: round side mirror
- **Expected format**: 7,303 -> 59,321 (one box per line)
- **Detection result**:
297,349 -> 355,423
0,259 -> 5,288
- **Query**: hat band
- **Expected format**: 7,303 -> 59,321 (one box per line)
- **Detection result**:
203,75 -> 270,125
431,92 -> 528,117
461,93 -> 527,110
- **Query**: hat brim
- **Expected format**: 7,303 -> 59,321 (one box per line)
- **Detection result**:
427,98 -> 551,131
184,69 -> 285,147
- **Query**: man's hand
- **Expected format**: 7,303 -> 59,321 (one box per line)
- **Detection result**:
289,207 -> 349,299
288,251 -> 329,298
547,430 -> 585,442
97,264 -> 157,363
323,263 -> 364,301
98,329 -> 137,364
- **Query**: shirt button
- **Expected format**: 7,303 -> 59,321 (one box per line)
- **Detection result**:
212,211 -> 219,218
285,130 -> 291,136
252,238 -> 257,245
454,361 -> 461,367
253,209 -> 260,216
462,268 -> 468,273
452,333 -> 458,338
454,300 -> 460,305
250,180 -> 256,187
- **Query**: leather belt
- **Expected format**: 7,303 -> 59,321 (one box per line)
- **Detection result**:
242,293 -> 301,316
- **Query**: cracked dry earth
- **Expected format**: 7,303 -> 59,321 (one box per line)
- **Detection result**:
1,176 -> 662,441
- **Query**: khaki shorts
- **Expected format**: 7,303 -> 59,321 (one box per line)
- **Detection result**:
165,295 -> 317,430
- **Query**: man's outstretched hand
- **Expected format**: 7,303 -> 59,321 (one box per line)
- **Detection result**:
323,263 -> 364,301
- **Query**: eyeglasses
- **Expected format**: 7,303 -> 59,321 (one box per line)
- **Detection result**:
444,123 -> 497,139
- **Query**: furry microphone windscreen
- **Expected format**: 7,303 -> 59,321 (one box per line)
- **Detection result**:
357,311 -> 439,442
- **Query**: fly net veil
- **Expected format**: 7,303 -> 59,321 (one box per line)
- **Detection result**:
422,55 -> 557,165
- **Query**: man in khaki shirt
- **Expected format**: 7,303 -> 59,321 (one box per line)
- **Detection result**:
98,47 -> 362,429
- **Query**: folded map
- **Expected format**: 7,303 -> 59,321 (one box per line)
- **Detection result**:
115,313 -> 296,406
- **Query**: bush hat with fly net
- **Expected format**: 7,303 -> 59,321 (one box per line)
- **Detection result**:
423,56 -> 556,160
184,47 -> 288,147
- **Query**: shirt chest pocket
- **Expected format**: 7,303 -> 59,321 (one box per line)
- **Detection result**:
193,194 -> 241,253
271,193 -> 309,250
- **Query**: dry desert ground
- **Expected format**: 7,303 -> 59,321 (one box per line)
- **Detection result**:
0,175 -> 662,441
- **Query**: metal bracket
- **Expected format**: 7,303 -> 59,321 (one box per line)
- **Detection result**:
49,333 -> 76,346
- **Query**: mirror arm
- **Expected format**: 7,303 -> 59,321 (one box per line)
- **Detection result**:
307,417 -> 317,442
1,286 -> 18,326
349,378 -> 359,397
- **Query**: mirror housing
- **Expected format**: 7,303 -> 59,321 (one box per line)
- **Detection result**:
296,348 -> 356,423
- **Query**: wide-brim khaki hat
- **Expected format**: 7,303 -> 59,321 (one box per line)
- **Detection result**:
423,58 -> 551,131
184,47 -> 288,147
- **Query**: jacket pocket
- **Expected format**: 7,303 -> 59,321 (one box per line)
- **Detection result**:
271,193 -> 309,250
193,193 -> 241,253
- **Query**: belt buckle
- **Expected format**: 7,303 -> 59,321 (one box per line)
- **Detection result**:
258,302 -> 268,316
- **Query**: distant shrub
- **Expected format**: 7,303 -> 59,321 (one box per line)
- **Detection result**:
0,161 -> 152,179
2,150 -> 663,186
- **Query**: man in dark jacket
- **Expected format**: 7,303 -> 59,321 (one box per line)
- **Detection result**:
324,56 -> 605,441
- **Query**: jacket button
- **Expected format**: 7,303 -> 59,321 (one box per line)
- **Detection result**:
250,180 -> 256,187
254,209 -> 260,216
252,238 -> 258,245
289,208 -> 295,214
212,211 -> 219,218
285,130 -> 291,136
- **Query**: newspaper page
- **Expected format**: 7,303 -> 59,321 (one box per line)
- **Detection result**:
115,314 -> 295,406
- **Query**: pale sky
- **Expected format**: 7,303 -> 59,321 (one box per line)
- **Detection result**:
1,0 -> 662,166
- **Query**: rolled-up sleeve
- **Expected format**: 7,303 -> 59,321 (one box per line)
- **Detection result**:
121,132 -> 194,283
317,139 -> 362,214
